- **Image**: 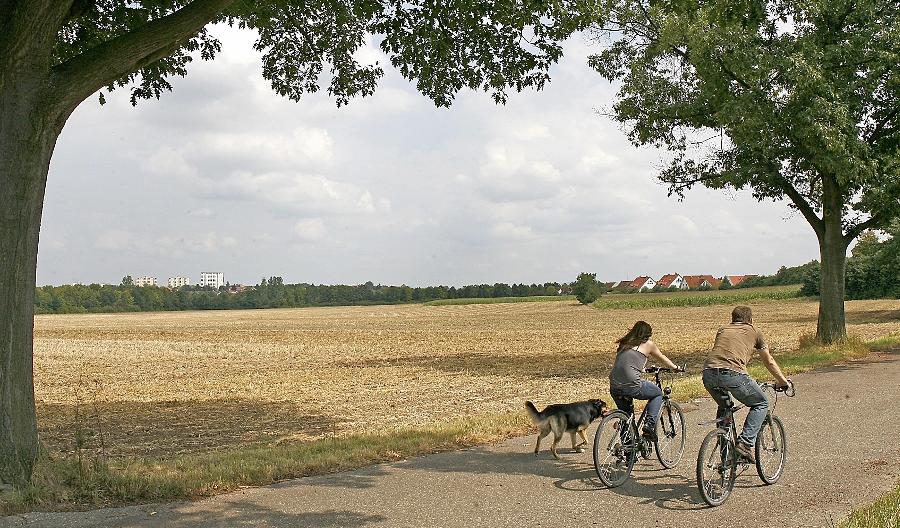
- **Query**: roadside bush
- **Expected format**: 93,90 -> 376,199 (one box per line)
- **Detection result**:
573,272 -> 603,305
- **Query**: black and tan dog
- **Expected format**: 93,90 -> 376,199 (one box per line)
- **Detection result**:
525,399 -> 609,459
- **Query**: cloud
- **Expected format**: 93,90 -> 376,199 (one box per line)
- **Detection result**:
491,222 -> 536,241
188,208 -> 214,218
94,230 -> 238,255
208,171 -> 389,216
671,214 -> 700,235
198,127 -> 334,168
294,218 -> 327,242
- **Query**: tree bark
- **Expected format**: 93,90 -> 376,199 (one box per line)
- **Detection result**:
0,68 -> 63,487
0,0 -> 236,486
816,175 -> 849,344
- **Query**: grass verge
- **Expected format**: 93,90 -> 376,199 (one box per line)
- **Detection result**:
594,285 -> 803,310
425,295 -> 575,306
0,413 -> 532,516
839,482 -> 900,528
2,333 -> 896,516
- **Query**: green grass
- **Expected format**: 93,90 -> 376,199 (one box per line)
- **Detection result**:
425,295 -> 575,306
594,285 -> 804,310
2,331 -> 895,515
0,413 -> 531,515
840,483 -> 900,528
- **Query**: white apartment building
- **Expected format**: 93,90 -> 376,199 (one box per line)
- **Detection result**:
133,276 -> 157,287
199,271 -> 225,289
167,276 -> 190,288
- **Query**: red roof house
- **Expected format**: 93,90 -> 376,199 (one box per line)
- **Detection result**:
629,276 -> 656,291
656,273 -> 688,290
684,275 -> 723,289
725,275 -> 756,287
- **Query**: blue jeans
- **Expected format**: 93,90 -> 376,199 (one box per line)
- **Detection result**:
702,368 -> 769,447
610,380 -> 663,431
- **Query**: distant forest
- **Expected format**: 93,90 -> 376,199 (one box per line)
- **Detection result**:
34,228 -> 898,314
34,279 -> 572,314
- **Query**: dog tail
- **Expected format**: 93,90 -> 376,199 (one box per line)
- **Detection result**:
524,401 -> 543,423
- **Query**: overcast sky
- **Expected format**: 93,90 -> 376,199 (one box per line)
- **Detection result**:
39,26 -> 820,287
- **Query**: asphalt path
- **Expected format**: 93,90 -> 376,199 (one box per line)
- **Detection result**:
4,352 -> 899,528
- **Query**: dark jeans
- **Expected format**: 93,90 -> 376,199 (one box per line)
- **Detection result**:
610,380 -> 663,431
702,368 -> 769,447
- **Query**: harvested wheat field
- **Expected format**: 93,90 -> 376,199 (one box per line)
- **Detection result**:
33,298 -> 900,460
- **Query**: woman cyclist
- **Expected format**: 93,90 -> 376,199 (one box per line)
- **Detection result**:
609,321 -> 682,440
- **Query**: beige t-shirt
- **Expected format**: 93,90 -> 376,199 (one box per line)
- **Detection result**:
704,323 -> 767,373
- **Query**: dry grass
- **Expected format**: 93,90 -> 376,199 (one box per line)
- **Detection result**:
33,297 -> 900,460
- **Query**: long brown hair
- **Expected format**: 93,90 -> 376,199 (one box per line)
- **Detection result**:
617,321 -> 652,351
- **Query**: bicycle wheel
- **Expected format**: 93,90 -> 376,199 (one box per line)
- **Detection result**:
697,428 -> 737,507
755,415 -> 787,484
593,411 -> 635,488
655,400 -> 686,469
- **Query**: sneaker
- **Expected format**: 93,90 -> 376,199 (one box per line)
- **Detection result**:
641,426 -> 657,442
735,442 -> 755,462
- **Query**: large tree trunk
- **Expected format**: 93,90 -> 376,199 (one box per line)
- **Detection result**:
816,175 -> 849,344
0,68 -> 62,487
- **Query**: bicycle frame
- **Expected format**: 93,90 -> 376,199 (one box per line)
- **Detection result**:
620,369 -> 674,455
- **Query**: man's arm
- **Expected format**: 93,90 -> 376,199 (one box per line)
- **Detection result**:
758,347 -> 789,387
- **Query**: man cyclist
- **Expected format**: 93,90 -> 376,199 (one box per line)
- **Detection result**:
702,306 -> 790,462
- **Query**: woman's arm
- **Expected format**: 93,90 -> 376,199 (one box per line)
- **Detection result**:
645,341 -> 682,371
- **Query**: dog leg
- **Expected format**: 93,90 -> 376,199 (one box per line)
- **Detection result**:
579,429 -> 589,447
534,428 -> 550,455
551,434 -> 562,460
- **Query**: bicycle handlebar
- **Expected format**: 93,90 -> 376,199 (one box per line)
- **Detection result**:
644,365 -> 686,374
760,379 -> 796,397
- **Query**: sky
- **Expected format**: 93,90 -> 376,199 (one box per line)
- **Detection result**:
38,25 -> 821,287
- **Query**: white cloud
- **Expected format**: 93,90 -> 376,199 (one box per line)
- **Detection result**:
94,230 -> 238,256
212,171 -> 389,216
189,208 -> 214,218
199,127 -> 334,167
491,222 -> 536,241
294,218 -> 327,242
671,215 -> 700,235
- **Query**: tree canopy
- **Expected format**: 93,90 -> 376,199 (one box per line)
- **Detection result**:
588,0 -> 900,341
0,0 -> 600,486
29,0 -> 600,113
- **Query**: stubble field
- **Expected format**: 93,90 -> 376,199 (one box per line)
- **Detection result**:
33,297 -> 900,460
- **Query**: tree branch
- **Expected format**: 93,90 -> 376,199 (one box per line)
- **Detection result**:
49,0 -> 236,113
845,212 -> 887,243
0,1 -> 73,72
778,176 -> 824,238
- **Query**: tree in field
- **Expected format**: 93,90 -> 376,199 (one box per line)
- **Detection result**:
0,0 -> 597,486
588,0 -> 900,343
573,272 -> 603,305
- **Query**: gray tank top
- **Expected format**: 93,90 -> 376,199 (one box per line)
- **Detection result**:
609,345 -> 648,392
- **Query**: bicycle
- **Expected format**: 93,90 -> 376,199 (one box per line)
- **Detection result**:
593,366 -> 686,488
696,378 -> 796,506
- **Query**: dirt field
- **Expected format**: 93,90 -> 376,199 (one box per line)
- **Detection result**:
33,298 -> 900,459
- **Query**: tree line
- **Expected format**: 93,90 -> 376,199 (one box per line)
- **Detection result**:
34,278 -> 571,314
800,226 -> 900,299
34,231 -> 900,315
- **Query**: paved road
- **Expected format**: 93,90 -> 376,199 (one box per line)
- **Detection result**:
4,353 -> 899,528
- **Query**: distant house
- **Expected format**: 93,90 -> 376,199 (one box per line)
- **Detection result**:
228,284 -> 249,294
684,275 -> 722,290
133,276 -> 157,287
167,276 -> 190,288
199,271 -> 225,289
724,275 -> 756,287
657,273 -> 689,290
608,281 -> 629,292
630,276 -> 657,292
